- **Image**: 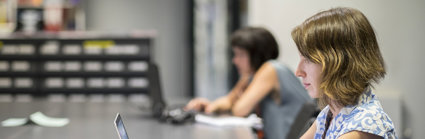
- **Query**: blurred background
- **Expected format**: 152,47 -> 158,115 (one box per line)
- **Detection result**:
0,0 -> 424,138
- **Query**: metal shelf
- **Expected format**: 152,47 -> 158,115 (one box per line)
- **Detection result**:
0,35 -> 153,96
40,71 -> 147,77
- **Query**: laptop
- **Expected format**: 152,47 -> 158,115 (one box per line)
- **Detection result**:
148,63 -> 166,117
114,113 -> 130,139
148,63 -> 197,123
148,63 -> 198,123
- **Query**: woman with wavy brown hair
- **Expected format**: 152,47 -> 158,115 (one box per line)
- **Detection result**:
292,7 -> 397,139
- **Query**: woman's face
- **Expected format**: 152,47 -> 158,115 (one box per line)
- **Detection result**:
232,47 -> 253,76
295,55 -> 322,98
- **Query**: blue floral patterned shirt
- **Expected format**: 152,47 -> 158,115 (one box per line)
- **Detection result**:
314,89 -> 397,139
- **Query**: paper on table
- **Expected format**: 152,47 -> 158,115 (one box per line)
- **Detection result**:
194,114 -> 263,129
1,111 -> 69,127
29,112 -> 69,127
1,118 -> 29,127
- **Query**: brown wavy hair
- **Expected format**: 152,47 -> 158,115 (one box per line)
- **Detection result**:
291,7 -> 386,108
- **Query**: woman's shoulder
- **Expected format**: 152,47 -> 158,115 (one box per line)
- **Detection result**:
313,106 -> 329,129
264,60 -> 292,73
256,61 -> 278,74
340,101 -> 397,138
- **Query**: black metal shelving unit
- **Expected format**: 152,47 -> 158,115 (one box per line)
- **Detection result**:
0,33 -> 153,97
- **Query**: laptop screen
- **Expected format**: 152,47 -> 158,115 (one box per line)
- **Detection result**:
114,113 -> 129,139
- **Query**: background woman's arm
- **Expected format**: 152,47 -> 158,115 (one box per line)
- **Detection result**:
231,62 -> 278,116
204,73 -> 251,114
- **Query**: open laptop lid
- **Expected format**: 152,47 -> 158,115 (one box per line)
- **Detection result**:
114,113 -> 130,139
148,63 -> 166,117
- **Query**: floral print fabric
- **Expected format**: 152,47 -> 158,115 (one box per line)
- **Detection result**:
314,90 -> 397,139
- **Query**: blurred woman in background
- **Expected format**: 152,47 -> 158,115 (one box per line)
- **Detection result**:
186,27 -> 312,139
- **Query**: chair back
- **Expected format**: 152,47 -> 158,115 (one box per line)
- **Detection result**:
286,101 -> 318,138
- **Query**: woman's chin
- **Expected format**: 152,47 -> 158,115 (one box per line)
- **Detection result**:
308,91 -> 318,98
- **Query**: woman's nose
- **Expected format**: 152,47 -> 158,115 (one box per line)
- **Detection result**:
295,64 -> 305,77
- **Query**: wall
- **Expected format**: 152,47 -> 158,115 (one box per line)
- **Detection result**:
84,0 -> 190,101
248,0 -> 425,138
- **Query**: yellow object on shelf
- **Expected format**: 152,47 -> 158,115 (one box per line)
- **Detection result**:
83,40 -> 115,49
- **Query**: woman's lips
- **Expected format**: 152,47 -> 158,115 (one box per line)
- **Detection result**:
303,83 -> 310,89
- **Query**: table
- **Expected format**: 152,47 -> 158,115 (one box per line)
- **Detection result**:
0,99 -> 256,139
